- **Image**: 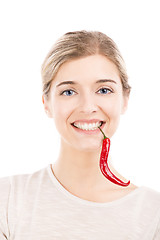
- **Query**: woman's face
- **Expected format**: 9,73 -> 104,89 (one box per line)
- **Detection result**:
43,54 -> 128,151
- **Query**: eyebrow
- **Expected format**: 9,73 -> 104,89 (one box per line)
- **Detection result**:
56,79 -> 117,87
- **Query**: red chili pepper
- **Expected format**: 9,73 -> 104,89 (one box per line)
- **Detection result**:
98,127 -> 130,187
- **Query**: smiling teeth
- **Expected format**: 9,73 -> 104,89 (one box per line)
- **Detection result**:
73,122 -> 102,131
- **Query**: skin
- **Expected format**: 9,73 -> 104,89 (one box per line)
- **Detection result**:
43,54 -> 137,203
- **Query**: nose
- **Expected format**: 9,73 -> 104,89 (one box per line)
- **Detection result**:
78,91 -> 98,114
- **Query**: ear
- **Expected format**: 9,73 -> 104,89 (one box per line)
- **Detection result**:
121,94 -> 129,114
42,95 -> 52,118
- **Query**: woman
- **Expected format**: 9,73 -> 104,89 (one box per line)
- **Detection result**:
0,30 -> 160,239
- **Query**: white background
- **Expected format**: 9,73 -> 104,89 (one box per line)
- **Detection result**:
0,0 -> 160,191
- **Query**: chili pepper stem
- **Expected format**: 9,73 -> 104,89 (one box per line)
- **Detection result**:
98,126 -> 107,139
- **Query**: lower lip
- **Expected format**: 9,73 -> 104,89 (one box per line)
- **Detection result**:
71,123 -> 105,135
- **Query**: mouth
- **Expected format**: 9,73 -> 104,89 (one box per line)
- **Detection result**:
71,121 -> 105,131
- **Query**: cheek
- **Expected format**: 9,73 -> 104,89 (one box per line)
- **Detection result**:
52,101 -> 73,126
103,98 -> 122,119
102,97 -> 123,138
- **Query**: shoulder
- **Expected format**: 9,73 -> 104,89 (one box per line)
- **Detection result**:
0,166 -> 49,204
144,187 -> 160,240
133,186 -> 160,213
123,186 -> 160,238
137,187 -> 160,231
0,166 -> 50,220
123,186 -> 160,222
140,186 -> 160,204
0,166 -> 48,238
0,176 -> 11,207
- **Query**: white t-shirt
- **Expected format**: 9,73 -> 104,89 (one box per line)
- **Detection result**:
0,165 -> 160,240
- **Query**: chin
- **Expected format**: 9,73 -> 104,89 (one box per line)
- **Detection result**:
74,142 -> 101,152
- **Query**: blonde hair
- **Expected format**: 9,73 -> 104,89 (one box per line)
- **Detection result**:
41,30 -> 131,98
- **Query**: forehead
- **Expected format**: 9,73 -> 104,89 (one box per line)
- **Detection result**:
52,54 -> 121,86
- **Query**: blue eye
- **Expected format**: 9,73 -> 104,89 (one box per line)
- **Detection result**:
60,87 -> 113,96
60,89 -> 76,96
97,88 -> 112,94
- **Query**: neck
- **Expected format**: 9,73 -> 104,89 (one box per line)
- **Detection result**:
51,139 -> 120,192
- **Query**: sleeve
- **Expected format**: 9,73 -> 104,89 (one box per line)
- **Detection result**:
0,177 -> 11,240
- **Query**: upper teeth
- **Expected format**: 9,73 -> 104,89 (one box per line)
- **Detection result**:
73,122 -> 102,130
